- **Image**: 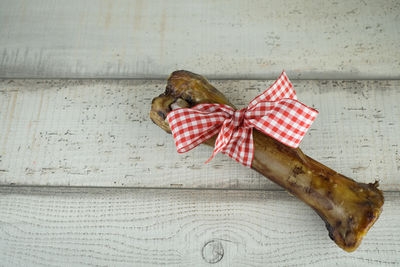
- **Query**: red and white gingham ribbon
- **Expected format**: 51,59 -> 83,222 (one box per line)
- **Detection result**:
166,71 -> 318,167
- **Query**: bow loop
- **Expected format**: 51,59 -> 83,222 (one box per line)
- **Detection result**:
167,71 -> 318,167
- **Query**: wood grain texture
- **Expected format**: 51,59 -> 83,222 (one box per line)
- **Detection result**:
0,187 -> 398,266
0,79 -> 399,190
0,0 -> 399,79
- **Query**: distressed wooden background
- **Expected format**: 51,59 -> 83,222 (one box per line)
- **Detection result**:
0,0 -> 399,266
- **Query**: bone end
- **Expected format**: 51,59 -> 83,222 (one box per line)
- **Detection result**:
327,181 -> 384,252
150,94 -> 174,134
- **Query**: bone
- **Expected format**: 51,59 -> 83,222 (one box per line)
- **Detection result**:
150,70 -> 384,252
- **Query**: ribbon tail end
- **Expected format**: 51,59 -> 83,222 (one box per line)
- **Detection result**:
205,149 -> 221,164
205,155 -> 214,164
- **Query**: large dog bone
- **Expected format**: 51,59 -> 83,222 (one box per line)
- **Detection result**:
150,70 -> 384,252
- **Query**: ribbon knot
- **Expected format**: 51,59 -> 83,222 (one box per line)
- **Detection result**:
232,109 -> 246,128
167,71 -> 318,167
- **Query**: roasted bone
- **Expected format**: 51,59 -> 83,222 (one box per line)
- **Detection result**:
150,70 -> 384,252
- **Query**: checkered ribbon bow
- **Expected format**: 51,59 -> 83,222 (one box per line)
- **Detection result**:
167,71 -> 318,167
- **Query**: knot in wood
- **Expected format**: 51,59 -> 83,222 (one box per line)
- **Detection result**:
201,240 -> 224,264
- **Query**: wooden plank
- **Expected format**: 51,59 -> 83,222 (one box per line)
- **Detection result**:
0,79 -> 399,190
0,187 -> 398,266
0,0 -> 399,79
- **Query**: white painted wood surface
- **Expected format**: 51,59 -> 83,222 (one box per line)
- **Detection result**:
0,79 -> 398,190
1,1 -> 399,265
0,187 -> 399,266
1,0 -> 399,79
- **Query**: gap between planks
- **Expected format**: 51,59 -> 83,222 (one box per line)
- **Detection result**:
1,184 -> 400,194
2,78 -> 400,81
